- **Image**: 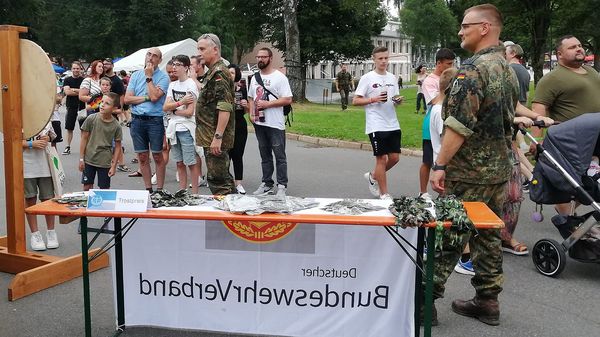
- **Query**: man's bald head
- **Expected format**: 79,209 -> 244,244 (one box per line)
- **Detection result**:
464,4 -> 503,29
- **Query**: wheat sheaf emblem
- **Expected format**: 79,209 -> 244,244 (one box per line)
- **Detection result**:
224,220 -> 297,243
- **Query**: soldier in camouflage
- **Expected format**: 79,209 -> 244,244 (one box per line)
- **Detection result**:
428,4 -> 518,326
335,64 -> 354,110
195,33 -> 236,195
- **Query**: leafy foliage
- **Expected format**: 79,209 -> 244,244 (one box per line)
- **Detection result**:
399,0 -> 459,50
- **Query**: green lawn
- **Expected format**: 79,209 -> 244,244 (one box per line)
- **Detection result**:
288,87 -> 425,149
288,83 -> 538,150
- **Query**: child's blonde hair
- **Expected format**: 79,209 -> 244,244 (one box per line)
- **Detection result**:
439,68 -> 458,95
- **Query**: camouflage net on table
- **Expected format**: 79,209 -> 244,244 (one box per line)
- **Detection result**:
389,195 -> 475,251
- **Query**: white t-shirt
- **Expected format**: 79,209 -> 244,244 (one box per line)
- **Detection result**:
422,73 -> 440,105
355,70 -> 400,134
166,78 -> 198,132
429,104 -> 444,162
248,70 -> 293,131
23,124 -> 54,178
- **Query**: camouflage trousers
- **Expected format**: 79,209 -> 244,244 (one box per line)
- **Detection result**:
204,149 -> 236,196
339,87 -> 350,109
430,180 -> 507,300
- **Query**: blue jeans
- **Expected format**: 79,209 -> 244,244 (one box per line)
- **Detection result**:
130,115 -> 165,153
254,124 -> 288,187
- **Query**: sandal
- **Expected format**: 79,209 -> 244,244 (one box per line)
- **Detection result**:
502,241 -> 529,256
117,165 -> 131,172
128,171 -> 143,177
131,158 -> 139,164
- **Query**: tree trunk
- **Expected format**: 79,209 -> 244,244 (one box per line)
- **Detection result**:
526,0 -> 551,85
282,0 -> 303,102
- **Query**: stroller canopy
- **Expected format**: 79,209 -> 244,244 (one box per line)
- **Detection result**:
538,113 -> 600,197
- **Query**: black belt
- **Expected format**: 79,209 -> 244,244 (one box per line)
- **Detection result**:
132,114 -> 162,120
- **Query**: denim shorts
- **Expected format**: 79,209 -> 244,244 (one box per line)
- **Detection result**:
130,115 -> 165,153
170,130 -> 197,166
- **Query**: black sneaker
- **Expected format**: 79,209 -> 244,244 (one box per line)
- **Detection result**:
62,146 -> 71,155
522,180 -> 530,193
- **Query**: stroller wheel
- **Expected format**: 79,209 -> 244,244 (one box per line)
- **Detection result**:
532,239 -> 566,277
532,212 -> 544,222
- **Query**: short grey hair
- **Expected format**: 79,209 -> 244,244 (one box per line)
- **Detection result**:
198,33 -> 221,52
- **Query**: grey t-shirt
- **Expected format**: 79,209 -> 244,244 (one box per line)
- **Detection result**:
81,113 -> 122,168
509,63 -> 530,104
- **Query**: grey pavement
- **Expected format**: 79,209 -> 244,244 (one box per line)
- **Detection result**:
1,107 -> 599,337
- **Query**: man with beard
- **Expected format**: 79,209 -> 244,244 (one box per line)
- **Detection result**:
195,33 -> 236,195
124,47 -> 170,193
248,47 -> 293,196
102,58 -> 125,99
532,35 -> 600,216
62,61 -> 86,155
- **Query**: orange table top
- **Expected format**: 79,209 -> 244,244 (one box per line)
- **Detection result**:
26,198 -> 504,229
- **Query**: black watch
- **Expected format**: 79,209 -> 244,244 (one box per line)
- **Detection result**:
145,77 -> 153,83
214,132 -> 223,140
432,162 -> 446,171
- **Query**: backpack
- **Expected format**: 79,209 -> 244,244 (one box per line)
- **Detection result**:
254,72 -> 293,127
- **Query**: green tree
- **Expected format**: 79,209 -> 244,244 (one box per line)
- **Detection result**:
194,0 -> 264,64
399,0 -> 459,54
264,0 -> 387,100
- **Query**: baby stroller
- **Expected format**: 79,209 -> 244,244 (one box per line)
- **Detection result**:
523,113 -> 600,277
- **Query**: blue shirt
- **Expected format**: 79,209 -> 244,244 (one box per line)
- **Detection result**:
422,105 -> 432,140
128,68 -> 170,117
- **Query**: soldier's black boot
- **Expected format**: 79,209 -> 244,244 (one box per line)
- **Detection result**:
451,296 -> 499,326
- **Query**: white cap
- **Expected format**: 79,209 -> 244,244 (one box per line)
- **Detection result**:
503,40 -> 515,47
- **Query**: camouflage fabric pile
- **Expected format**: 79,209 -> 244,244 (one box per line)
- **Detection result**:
150,190 -> 214,208
54,194 -> 88,207
217,194 -> 320,215
321,199 -> 385,215
390,195 -> 475,250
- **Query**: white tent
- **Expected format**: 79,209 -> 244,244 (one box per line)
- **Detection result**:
113,38 -> 198,73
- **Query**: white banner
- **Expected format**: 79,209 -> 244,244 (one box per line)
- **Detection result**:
114,218 -> 418,337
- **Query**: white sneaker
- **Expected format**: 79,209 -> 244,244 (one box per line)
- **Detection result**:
46,229 -> 59,249
276,184 -> 287,197
30,231 -> 46,251
253,183 -> 275,195
419,192 -> 432,202
364,172 -> 380,197
198,175 -> 207,187
175,171 -> 180,182
380,193 -> 393,202
236,184 -> 246,194
151,173 -> 157,185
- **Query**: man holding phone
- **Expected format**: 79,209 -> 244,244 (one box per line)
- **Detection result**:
352,46 -> 403,200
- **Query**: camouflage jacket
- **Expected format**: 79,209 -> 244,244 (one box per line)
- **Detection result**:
195,59 -> 235,149
442,46 -> 518,184
336,71 -> 353,89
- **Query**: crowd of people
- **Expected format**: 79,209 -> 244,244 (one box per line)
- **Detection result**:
20,2 -> 600,328
23,34 -> 292,251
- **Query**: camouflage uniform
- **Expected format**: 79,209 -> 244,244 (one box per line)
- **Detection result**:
431,46 -> 518,301
196,59 -> 236,195
336,70 -> 353,110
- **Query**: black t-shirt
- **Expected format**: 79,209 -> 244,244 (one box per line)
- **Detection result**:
107,74 -> 125,96
63,76 -> 85,110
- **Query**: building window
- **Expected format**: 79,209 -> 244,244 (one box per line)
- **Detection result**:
392,42 -> 397,53
385,41 -> 390,49
321,64 -> 327,79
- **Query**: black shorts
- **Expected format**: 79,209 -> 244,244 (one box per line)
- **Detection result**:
422,139 -> 433,165
368,130 -> 401,156
65,106 -> 79,131
81,164 -> 111,189
51,120 -> 63,143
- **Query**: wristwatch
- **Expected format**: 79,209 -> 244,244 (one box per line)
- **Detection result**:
214,132 -> 223,140
432,162 -> 446,171
145,77 -> 153,83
